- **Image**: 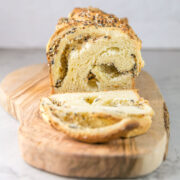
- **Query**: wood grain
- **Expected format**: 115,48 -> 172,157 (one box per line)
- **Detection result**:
0,64 -> 169,178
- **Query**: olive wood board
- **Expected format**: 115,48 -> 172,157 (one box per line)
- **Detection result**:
0,64 -> 169,178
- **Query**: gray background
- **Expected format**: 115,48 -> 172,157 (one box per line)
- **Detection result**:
0,0 -> 180,48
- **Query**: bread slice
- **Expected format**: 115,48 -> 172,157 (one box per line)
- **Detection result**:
40,90 -> 154,143
46,7 -> 144,93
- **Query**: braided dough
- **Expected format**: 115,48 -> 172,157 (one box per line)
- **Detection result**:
46,7 -> 144,93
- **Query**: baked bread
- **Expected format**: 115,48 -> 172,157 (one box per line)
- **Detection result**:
40,90 -> 154,143
46,7 -> 144,93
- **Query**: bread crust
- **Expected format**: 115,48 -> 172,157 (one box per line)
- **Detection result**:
47,7 -> 141,60
48,114 -> 152,143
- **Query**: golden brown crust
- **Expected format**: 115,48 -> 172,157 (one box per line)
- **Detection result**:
44,112 -> 152,143
56,7 -> 128,29
47,7 -> 141,59
55,7 -> 140,43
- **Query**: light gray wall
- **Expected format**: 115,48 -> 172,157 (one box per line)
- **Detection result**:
0,0 -> 180,49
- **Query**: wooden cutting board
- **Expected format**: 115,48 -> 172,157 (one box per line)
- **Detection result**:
0,64 -> 169,178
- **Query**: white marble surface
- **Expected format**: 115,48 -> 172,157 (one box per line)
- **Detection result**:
0,49 -> 180,180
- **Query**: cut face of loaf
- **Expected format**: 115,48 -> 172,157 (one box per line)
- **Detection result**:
47,7 -> 144,93
40,90 -> 154,143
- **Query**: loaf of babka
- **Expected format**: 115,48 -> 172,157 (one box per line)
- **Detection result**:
40,90 -> 154,143
46,7 -> 144,93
